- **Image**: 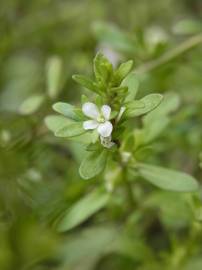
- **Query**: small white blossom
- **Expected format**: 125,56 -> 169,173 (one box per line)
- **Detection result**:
82,102 -> 113,138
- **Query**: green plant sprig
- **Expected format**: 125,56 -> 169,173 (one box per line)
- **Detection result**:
45,53 -> 198,204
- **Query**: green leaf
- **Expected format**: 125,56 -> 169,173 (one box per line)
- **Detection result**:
122,73 -> 139,102
59,225 -> 117,270
44,115 -> 72,133
91,129 -> 99,143
79,149 -> 108,179
72,74 -> 99,94
142,116 -> 170,144
126,94 -> 163,117
0,55 -> 41,112
125,100 -> 145,115
121,133 -> 135,152
81,94 -> 89,104
144,93 -> 180,124
55,121 -> 85,138
138,93 -> 180,143
113,60 -> 133,84
173,19 -> 202,35
137,163 -> 199,192
53,102 -> 83,121
110,86 -> 128,95
144,192 -> 193,229
56,188 -> 109,232
46,56 -> 63,99
93,52 -> 113,82
19,94 -> 45,115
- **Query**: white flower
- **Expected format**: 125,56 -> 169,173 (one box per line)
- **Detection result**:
82,102 -> 113,138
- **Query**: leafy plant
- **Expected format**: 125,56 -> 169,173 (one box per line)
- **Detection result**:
1,1 -> 202,269
45,53 -> 198,233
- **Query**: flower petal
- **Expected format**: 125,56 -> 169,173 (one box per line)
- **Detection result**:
97,121 -> 113,137
83,120 -> 99,130
101,105 -> 111,120
82,102 -> 99,119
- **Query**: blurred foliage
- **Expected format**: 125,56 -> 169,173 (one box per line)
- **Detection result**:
0,0 -> 202,269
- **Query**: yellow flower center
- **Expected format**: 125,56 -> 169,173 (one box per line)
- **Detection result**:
97,115 -> 105,123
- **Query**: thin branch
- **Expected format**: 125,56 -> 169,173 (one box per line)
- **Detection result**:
135,33 -> 202,74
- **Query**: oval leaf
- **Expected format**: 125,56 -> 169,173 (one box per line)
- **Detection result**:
137,163 -> 199,192
55,121 -> 85,138
113,60 -> 133,84
122,73 -> 139,101
72,74 -> 99,94
126,94 -> 163,117
19,94 -> 45,115
53,102 -> 83,121
56,188 -> 109,232
45,115 -> 72,133
79,149 -> 108,179
144,93 -> 180,124
46,56 -> 63,99
93,52 -> 112,83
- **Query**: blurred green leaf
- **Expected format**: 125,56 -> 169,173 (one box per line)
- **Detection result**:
44,115 -> 72,133
173,19 -> 202,35
79,149 -> 108,179
53,102 -> 83,121
134,93 -> 180,144
56,188 -> 109,232
144,93 -> 180,123
122,73 -> 139,102
93,52 -> 113,83
137,163 -> 199,192
18,94 -> 45,115
46,56 -> 63,99
144,192 -> 193,228
72,74 -> 100,94
141,116 -> 170,144
0,55 -> 42,112
59,225 -> 117,270
55,121 -> 85,138
113,60 -> 133,84
126,94 -> 163,117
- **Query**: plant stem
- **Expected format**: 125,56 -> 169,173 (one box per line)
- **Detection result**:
119,151 -> 136,209
121,166 -> 136,209
135,33 -> 202,74
125,177 -> 136,209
